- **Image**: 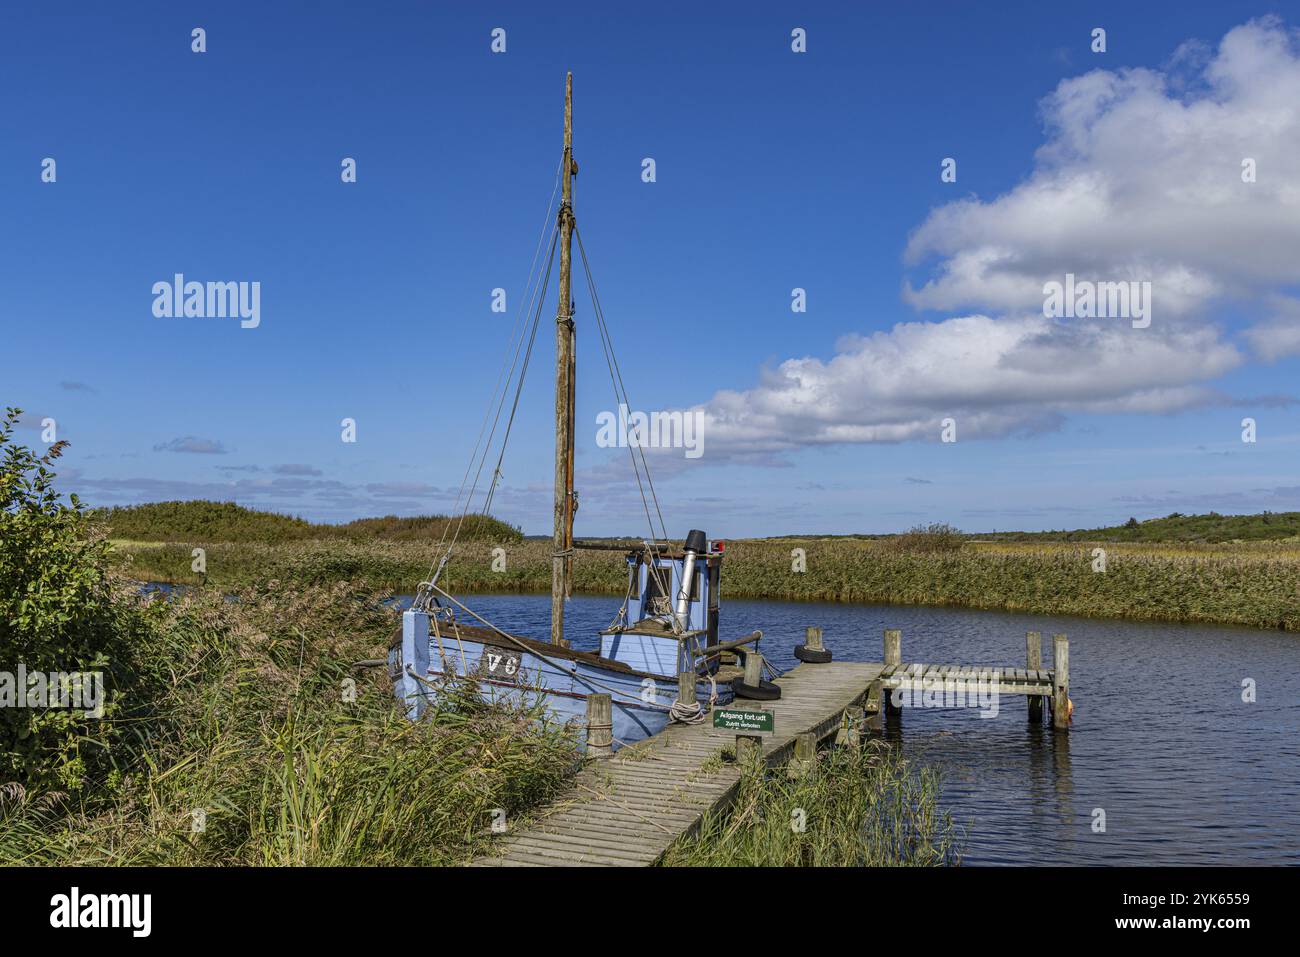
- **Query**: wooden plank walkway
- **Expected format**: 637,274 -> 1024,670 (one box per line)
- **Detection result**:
880,663 -> 1055,696
471,661 -> 883,867
470,630 -> 1070,867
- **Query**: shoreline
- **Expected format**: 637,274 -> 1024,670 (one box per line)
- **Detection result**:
113,537 -> 1300,633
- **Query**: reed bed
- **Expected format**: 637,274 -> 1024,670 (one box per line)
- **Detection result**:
116,537 -> 1300,631
662,741 -> 961,867
0,579 -> 581,866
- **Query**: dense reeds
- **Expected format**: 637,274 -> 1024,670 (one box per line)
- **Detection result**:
0,580 -> 581,865
117,536 -> 1300,631
662,741 -> 961,866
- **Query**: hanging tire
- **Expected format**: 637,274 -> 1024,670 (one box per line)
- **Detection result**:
732,678 -> 781,701
794,644 -> 832,664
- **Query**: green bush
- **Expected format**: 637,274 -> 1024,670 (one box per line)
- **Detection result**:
0,408 -> 164,792
886,522 -> 965,554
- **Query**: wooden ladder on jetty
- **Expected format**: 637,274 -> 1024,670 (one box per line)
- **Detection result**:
470,630 -> 1069,867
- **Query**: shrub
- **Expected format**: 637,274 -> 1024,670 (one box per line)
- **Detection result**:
887,522 -> 965,554
0,408 -> 164,792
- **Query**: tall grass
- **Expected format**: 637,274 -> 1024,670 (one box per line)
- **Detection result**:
0,580 -> 580,866
662,742 -> 961,866
115,536 -> 1300,631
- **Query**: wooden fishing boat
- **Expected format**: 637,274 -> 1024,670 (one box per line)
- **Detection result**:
388,74 -> 771,750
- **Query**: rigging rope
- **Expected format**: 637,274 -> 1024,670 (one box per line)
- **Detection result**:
421,158 -> 565,598
573,225 -> 676,609
480,229 -> 558,519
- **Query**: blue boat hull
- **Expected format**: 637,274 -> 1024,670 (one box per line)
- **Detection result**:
391,609 -> 732,751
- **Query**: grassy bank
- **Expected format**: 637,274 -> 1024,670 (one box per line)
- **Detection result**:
96,500 -> 522,544
115,536 -> 1300,631
0,579 -> 583,865
663,742 -> 960,866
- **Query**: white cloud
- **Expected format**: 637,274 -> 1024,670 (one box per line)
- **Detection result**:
697,316 -> 1239,454
685,18 -> 1300,462
1245,295 -> 1300,361
905,18 -> 1300,316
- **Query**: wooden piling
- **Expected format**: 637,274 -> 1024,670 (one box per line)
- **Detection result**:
734,699 -> 763,767
804,626 -> 824,652
865,679 -> 883,730
742,650 -> 763,687
677,670 -> 695,708
789,731 -> 816,778
1052,634 -> 1070,731
884,628 -> 901,667
586,693 -> 613,756
840,705 -> 863,749
1026,631 -> 1043,723
883,629 -> 902,717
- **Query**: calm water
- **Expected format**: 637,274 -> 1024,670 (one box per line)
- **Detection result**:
402,592 -> 1300,866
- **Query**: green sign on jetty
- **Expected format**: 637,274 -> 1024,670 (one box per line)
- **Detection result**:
713,707 -> 774,734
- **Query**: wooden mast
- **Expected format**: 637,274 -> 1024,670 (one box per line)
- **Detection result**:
551,72 -> 576,646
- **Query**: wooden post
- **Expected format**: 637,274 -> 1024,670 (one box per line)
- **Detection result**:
805,626 -> 824,652
883,628 -> 902,718
1026,631 -> 1043,723
586,693 -> 612,756
865,679 -> 883,730
789,731 -> 816,778
677,669 -> 695,709
840,705 -> 863,750
550,72 -> 576,646
734,699 -> 762,767
1052,634 -> 1070,731
743,650 -> 763,687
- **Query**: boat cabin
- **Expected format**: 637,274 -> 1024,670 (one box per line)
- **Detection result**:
598,539 -> 725,675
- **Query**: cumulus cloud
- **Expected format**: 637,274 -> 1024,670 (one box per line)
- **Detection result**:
904,18 -> 1300,317
697,315 -> 1239,453
684,18 -> 1300,462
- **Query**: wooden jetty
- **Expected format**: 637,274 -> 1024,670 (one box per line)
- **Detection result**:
472,628 -> 1070,867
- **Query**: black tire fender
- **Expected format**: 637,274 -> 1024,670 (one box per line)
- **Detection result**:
732,678 -> 782,701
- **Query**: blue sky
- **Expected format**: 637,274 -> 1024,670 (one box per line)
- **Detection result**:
5,0 -> 1300,536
